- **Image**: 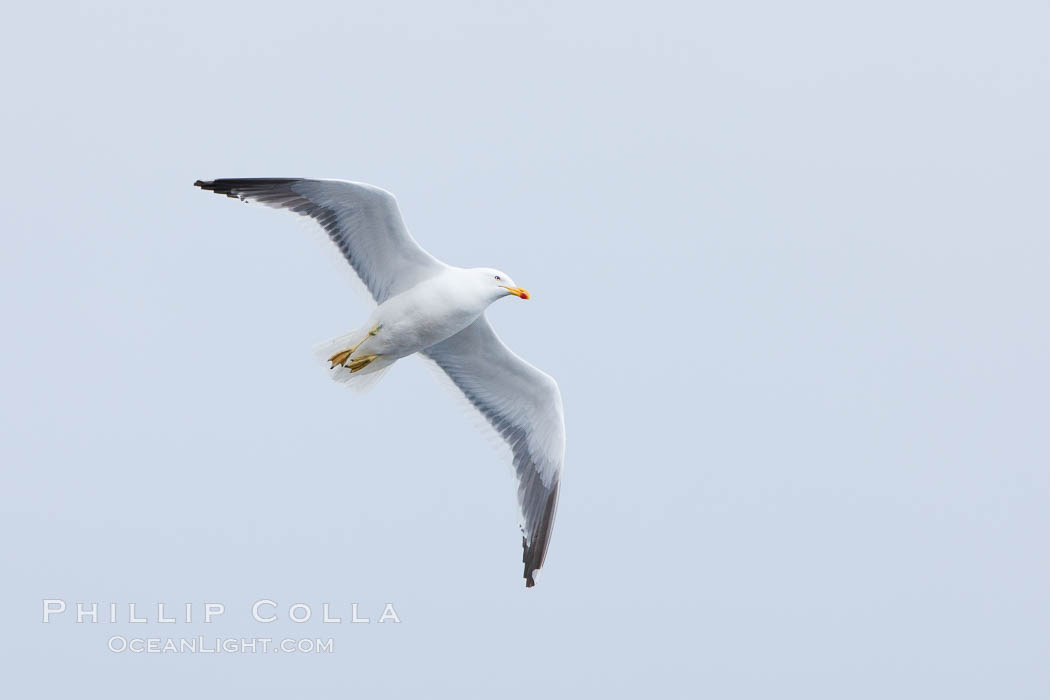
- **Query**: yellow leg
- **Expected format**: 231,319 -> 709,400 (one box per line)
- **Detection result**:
328,323 -> 382,368
346,354 -> 379,373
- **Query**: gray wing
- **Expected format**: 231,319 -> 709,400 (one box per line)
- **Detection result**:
424,316 -> 565,587
194,178 -> 445,302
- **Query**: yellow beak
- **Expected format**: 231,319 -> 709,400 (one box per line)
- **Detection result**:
500,286 -> 530,300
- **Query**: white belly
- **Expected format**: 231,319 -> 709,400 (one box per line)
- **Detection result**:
358,274 -> 484,358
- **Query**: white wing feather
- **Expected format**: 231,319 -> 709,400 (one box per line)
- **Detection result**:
424,316 -> 565,587
194,178 -> 446,302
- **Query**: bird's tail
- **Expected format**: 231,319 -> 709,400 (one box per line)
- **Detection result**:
313,328 -> 396,393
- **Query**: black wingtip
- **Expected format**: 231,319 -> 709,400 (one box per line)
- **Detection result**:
524,537 -> 537,588
194,179 -> 227,195
193,178 -> 301,199
194,179 -> 239,198
521,485 -> 560,589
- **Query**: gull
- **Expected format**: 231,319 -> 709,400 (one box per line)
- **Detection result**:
194,178 -> 564,587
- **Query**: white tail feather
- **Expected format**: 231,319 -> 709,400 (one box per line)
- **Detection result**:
313,328 -> 396,394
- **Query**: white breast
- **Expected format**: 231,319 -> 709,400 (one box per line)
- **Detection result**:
367,270 -> 489,357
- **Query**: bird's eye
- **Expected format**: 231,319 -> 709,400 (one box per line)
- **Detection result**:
494,275 -> 501,281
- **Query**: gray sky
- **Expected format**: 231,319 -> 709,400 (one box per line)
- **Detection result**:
2,1 -> 1048,697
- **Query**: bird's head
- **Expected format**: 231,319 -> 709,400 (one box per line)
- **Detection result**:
474,267 -> 530,302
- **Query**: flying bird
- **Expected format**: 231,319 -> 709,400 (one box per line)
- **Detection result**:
194,178 -> 564,587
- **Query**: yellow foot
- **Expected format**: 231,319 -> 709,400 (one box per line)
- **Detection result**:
328,349 -> 354,368
346,354 -> 379,373
327,324 -> 383,368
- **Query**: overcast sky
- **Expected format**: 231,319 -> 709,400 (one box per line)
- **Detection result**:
2,1 -> 1048,697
